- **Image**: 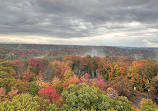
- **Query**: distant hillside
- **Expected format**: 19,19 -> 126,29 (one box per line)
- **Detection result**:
0,44 -> 158,60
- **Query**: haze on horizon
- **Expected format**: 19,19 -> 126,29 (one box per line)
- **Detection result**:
0,0 -> 158,47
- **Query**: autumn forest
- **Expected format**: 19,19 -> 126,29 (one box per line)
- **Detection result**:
0,44 -> 158,111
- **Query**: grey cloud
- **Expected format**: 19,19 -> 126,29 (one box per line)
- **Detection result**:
0,0 -> 158,42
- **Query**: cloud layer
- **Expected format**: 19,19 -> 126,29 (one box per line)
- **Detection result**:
0,0 -> 158,47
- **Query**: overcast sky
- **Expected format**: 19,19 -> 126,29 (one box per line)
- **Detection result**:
0,0 -> 158,47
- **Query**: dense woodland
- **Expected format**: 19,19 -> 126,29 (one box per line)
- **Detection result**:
0,51 -> 158,110
0,44 -> 158,60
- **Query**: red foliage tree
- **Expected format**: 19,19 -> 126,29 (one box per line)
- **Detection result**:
28,58 -> 42,70
80,73 -> 90,85
38,85 -> 60,103
80,57 -> 93,74
80,73 -> 107,90
91,73 -> 107,90
28,58 -> 43,75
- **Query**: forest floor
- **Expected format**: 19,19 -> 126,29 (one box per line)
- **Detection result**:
129,92 -> 148,108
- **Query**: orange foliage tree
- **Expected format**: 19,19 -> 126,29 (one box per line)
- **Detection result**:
62,75 -> 80,90
36,78 -> 50,89
108,62 -> 127,80
63,55 -> 85,77
51,60 -> 70,79
52,76 -> 62,93
128,59 -> 158,91
0,87 -> 18,102
97,58 -> 111,80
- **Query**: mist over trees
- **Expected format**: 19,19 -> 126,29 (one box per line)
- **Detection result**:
0,44 -> 158,60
